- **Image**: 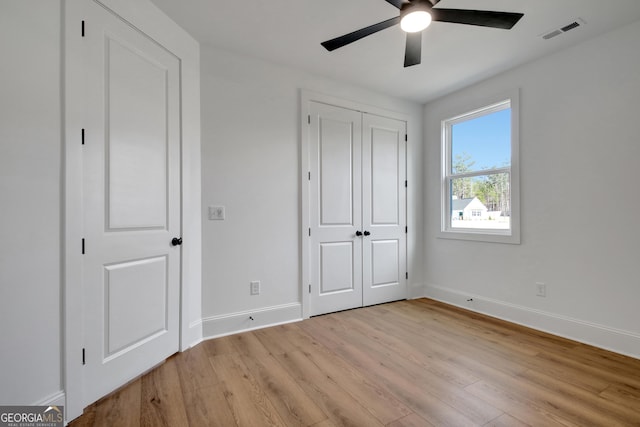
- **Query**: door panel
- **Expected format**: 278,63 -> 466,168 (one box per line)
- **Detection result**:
107,38 -> 169,230
371,240 -> 400,287
104,256 -> 168,357
309,102 -> 362,316
319,119 -> 354,225
83,1 -> 180,406
371,128 -> 400,225
362,114 -> 407,306
320,242 -> 354,294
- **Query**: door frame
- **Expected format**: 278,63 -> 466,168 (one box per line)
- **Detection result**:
63,0 -> 201,420
300,90 -> 410,319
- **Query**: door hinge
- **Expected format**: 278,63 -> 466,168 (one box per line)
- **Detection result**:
81,238 -> 85,254
405,226 -> 408,234
82,348 -> 86,365
308,228 -> 311,236
308,115 -> 311,124
406,272 -> 408,280
81,128 -> 85,145
405,134 -> 407,142
81,20 -> 85,37
308,171 -> 311,181
309,284 -> 311,294
405,180 -> 407,188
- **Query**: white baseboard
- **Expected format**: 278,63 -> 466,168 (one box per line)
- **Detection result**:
181,320 -> 204,351
33,390 -> 65,407
425,284 -> 640,360
202,302 -> 302,339
34,390 -> 67,425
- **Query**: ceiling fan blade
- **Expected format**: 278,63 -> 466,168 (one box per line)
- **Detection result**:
431,9 -> 524,29
321,16 -> 401,51
384,0 -> 404,9
404,32 -> 422,67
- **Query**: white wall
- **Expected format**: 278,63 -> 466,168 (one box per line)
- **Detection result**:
200,46 -> 424,336
0,0 -> 63,405
424,19 -> 640,357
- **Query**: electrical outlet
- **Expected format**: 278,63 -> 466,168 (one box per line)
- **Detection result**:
250,281 -> 260,296
536,282 -> 546,297
208,206 -> 225,220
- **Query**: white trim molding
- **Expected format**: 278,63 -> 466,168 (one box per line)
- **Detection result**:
34,391 -> 66,425
438,88 -> 520,245
202,303 -> 302,339
425,284 -> 640,360
34,390 -> 65,407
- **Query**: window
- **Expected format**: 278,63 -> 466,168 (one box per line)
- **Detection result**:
440,91 -> 520,244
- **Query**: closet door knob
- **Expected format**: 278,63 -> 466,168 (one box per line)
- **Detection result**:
355,231 -> 363,237
363,231 -> 371,236
171,237 -> 183,246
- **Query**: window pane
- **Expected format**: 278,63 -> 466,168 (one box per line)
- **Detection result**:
451,108 -> 511,174
450,173 -> 510,230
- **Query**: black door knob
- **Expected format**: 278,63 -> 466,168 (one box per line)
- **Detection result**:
363,231 -> 371,236
355,231 -> 363,237
171,237 -> 183,246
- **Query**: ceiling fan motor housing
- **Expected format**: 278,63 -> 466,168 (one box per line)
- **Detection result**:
400,0 -> 433,33
400,0 -> 433,17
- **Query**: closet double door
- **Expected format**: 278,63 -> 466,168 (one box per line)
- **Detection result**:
308,102 -> 407,316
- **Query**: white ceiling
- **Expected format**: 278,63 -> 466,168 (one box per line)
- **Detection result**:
149,0 -> 640,103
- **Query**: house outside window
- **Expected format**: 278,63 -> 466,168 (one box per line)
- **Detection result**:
440,91 -> 520,244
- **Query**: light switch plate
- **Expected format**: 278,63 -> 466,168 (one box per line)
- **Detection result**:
208,206 -> 225,220
250,281 -> 260,296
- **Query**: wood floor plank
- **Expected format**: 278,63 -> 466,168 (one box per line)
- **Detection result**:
600,383 -> 640,412
293,337 -> 413,424
174,343 -> 219,393
179,385 -> 237,427
254,322 -> 319,356
140,357 -> 190,427
535,349 -> 640,391
275,349 -> 386,426
345,307 -> 481,387
209,353 -> 286,426
308,313 -> 504,425
517,368 -> 640,426
464,380 -> 577,427
468,365 -> 627,427
229,330 -> 272,357
386,413 -> 435,427
483,413 -> 531,427
92,378 -> 141,427
68,298 -> 640,427
299,316 -> 486,427
309,419 -> 337,427
241,353 -> 327,426
202,334 -> 239,357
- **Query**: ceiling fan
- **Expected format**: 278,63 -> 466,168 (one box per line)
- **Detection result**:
321,0 -> 524,67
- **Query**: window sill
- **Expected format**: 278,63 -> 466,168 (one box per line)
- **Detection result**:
437,228 -> 520,244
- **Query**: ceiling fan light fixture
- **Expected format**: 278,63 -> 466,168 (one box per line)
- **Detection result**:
401,10 -> 432,33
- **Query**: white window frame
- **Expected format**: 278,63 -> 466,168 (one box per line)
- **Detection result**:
439,90 -> 520,244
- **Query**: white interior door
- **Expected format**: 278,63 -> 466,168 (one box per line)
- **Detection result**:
308,102 -> 407,316
82,1 -> 181,406
309,102 -> 363,316
362,114 -> 407,306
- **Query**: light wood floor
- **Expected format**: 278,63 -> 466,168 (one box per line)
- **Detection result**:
69,298 -> 640,426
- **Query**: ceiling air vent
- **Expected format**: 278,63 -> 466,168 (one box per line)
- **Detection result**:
541,18 -> 585,40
